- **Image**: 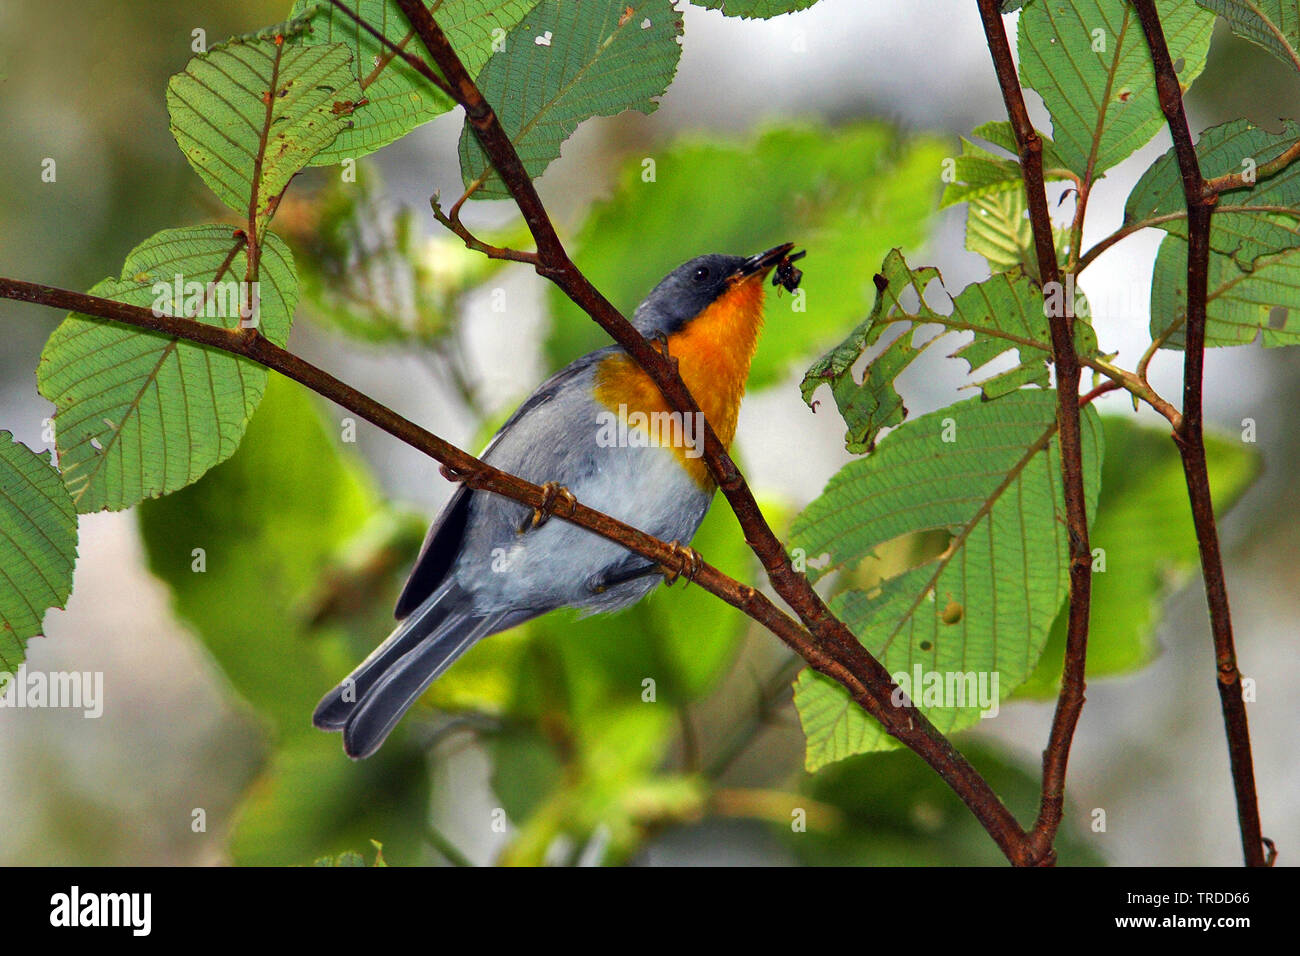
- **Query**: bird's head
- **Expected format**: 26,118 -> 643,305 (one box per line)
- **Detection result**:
631,243 -> 797,339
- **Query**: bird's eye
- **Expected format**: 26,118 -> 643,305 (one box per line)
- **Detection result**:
692,266 -> 710,282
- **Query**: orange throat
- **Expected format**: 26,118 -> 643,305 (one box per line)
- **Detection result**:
593,272 -> 767,490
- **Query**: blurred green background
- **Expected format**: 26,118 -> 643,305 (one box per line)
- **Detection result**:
0,0 -> 1296,865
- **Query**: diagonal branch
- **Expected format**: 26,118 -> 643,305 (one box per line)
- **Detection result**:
390,0 -> 1046,863
1129,0 -> 1271,868
975,0 -> 1094,868
0,272 -> 1032,862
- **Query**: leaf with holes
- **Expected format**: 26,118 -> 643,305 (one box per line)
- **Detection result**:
790,392 -> 1104,770
36,225 -> 298,513
800,249 -> 1098,453
1196,1 -> 1300,73
1018,0 -> 1215,180
290,0 -> 541,166
1150,233 -> 1300,348
1126,118 -> 1300,269
688,0 -> 821,17
0,434 -> 78,674
167,15 -> 362,233
458,0 -> 682,197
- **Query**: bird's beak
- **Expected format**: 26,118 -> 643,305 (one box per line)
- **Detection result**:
732,242 -> 797,281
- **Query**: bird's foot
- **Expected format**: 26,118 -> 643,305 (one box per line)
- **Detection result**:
658,540 -> 703,586
519,481 -> 577,533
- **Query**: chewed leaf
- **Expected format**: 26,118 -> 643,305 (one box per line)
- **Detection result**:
791,393 -> 1104,769
0,434 -> 79,674
799,250 -> 1097,453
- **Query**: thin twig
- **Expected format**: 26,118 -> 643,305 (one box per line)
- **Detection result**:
976,0 -> 1094,868
430,178 -> 539,264
1076,204 -> 1300,274
1130,0 -> 1270,868
1202,139 -> 1300,197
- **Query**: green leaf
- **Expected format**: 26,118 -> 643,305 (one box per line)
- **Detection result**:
940,121 -> 1071,209
458,0 -> 683,197
1018,416 -> 1259,697
1018,0 -> 1215,179
688,0 -> 821,18
1196,1 -> 1300,73
36,226 -> 298,513
789,743 -> 1103,865
289,0 -> 540,165
790,392 -> 1104,770
166,16 -> 362,232
799,250 -> 1098,453
1126,118 -> 1300,268
1150,232 -> 1300,348
546,123 -> 948,390
138,377 -> 429,865
965,187 -> 1035,277
0,434 -> 78,674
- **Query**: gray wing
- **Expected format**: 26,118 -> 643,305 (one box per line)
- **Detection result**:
392,347 -> 620,619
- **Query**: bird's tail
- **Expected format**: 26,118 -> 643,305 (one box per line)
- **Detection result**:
313,582 -> 516,759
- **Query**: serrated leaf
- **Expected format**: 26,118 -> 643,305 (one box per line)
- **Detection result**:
800,250 -> 1098,453
1126,118 -> 1300,268
0,434 -> 78,673
1196,1 -> 1300,73
688,0 -> 821,17
940,121 -> 1071,209
1018,0 -> 1215,179
290,0 -> 540,165
167,16 -> 361,232
1150,232 -> 1300,348
791,392 -> 1104,770
37,226 -> 298,513
458,0 -> 682,197
1018,416 -> 1259,697
545,123 -> 947,391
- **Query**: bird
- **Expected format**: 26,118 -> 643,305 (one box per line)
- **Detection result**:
314,243 -> 800,758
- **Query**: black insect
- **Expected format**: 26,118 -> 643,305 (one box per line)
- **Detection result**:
773,248 -> 806,293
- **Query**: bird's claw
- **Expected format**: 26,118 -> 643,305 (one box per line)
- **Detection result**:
519,481 -> 577,533
659,540 -> 703,586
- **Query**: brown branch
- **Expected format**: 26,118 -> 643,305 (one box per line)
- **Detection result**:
324,0 -> 454,99
392,0 -> 1042,861
0,272 -> 1032,862
976,0 -> 1094,868
1129,0 -> 1270,868
1202,138 -> 1300,197
429,179 -> 539,265
1076,204 -> 1300,274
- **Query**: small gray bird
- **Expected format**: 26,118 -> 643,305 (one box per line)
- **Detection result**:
314,243 -> 796,758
